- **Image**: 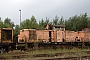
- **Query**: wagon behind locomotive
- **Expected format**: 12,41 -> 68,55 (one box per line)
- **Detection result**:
0,28 -> 15,53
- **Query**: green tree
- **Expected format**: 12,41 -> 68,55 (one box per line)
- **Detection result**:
44,17 -> 49,25
21,19 -> 31,29
53,15 -> 59,25
20,15 -> 39,29
14,25 -> 20,36
58,16 -> 64,25
65,13 -> 90,31
0,17 -> 3,28
14,25 -> 20,43
3,17 -> 14,28
39,18 -> 45,29
30,15 -> 38,28
38,17 -> 50,29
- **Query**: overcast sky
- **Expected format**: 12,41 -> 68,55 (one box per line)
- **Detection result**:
0,0 -> 90,25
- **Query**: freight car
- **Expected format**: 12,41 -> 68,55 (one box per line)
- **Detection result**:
0,28 -> 16,53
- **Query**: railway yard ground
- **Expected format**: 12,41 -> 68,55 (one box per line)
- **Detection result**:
0,48 -> 90,60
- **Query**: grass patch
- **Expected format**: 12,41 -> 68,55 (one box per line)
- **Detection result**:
0,48 -> 90,59
0,48 -> 90,56
28,47 -> 90,55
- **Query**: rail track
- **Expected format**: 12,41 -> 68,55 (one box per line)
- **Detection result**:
0,50 -> 90,60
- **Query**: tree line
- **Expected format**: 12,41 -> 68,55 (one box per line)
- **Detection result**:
0,13 -> 90,36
